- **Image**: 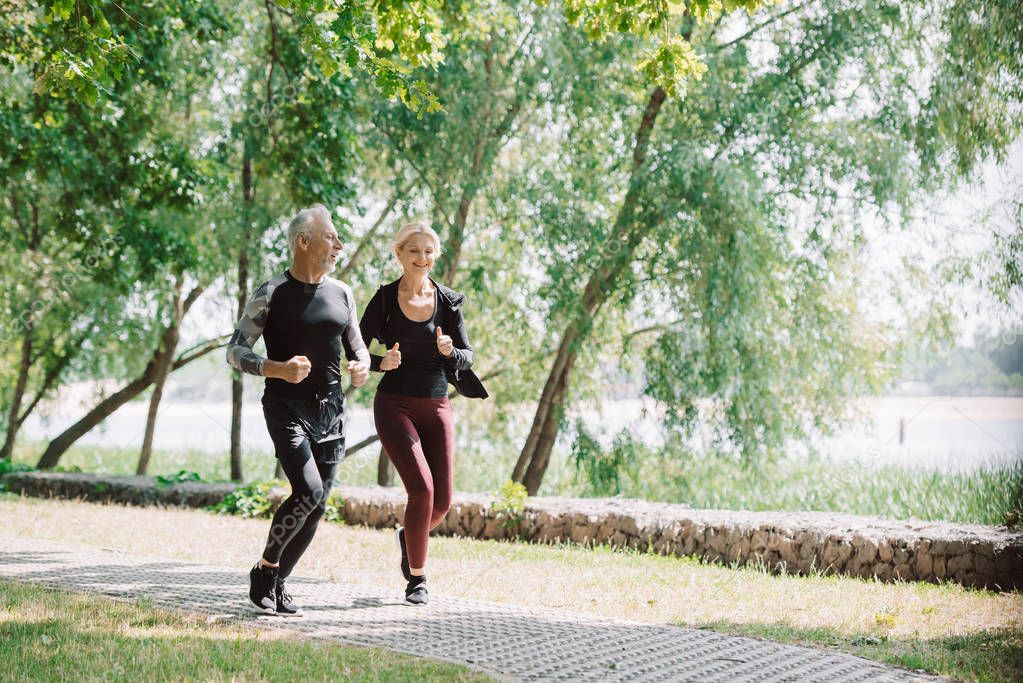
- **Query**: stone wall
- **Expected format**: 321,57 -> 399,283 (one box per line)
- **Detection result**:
5,471 -> 1021,591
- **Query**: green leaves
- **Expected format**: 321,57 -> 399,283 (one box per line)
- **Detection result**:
636,34 -> 707,97
24,0 -> 775,113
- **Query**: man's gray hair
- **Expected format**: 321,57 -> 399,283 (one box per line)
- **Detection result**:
287,204 -> 331,251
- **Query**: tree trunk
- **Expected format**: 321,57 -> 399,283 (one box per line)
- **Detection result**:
36,289 -> 212,470
136,282 -> 184,475
230,154 -> 255,482
3,197 -> 41,462
520,351 -> 576,494
376,445 -> 394,486
511,87 -> 667,495
1,324 -> 33,461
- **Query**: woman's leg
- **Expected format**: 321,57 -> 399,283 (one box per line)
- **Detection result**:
416,398 -> 455,530
375,393 -> 434,571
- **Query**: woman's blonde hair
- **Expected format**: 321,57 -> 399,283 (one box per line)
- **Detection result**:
392,220 -> 442,256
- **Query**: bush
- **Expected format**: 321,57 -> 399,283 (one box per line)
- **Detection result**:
209,481 -> 278,519
490,480 -> 528,532
209,480 -> 345,524
155,470 -> 203,488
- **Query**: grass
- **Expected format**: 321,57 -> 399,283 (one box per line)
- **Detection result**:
10,441 -> 281,484
2,493 -> 1021,682
602,448 -> 1023,527
11,438 -> 1023,526
0,579 -> 492,683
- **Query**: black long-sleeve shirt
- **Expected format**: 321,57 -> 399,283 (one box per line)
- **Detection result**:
226,270 -> 370,400
359,278 -> 475,398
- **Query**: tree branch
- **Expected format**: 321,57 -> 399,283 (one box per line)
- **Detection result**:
173,334 -> 230,369
712,1 -> 813,52
338,181 -> 411,281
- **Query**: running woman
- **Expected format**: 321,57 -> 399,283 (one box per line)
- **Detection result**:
227,204 -> 369,616
359,220 -> 488,606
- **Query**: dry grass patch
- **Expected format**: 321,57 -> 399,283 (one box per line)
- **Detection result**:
3,493 -> 1021,681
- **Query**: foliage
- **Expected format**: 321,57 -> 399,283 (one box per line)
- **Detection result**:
209,480 -> 279,518
208,478 -> 344,523
571,421 -> 641,497
0,459 -> 34,475
154,470 -> 203,488
490,480 -> 529,530
21,0 -> 775,113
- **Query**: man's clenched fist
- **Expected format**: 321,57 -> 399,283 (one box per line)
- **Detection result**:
347,360 -> 368,387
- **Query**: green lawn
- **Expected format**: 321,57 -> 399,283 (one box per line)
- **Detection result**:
0,579 -> 493,683
10,438 -> 1022,526
2,493 -> 1021,682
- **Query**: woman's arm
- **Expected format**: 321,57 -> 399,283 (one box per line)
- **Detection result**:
443,305 -> 474,372
358,287 -> 386,372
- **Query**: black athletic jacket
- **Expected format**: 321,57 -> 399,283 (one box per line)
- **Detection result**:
359,277 -> 489,399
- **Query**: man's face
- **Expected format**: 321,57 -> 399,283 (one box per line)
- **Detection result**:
396,233 -> 436,276
303,219 -> 343,271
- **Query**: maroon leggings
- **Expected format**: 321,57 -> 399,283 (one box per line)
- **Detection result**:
374,391 -> 454,569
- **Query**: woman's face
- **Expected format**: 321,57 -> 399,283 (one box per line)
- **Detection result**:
396,233 -> 438,277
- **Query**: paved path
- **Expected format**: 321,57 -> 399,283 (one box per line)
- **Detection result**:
0,535 -> 942,682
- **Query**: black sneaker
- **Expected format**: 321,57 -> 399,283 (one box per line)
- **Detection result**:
275,577 -> 303,617
248,563 -> 277,614
404,575 -> 428,606
396,527 -> 411,581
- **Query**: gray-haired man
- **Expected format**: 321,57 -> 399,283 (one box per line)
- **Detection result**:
227,204 -> 370,616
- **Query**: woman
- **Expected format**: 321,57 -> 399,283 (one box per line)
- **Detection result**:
360,221 -> 488,605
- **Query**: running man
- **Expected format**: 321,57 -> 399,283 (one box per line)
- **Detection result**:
227,204 -> 369,616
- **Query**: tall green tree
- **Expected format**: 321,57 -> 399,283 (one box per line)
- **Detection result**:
508,0 -> 1023,493
0,2 -> 235,469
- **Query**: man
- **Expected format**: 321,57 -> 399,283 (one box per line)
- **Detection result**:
227,204 -> 369,616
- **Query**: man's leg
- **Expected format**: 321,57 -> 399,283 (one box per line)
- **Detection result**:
262,444 -> 328,567
277,453 -> 339,579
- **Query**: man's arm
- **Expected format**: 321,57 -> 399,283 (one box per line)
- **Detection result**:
226,281 -> 271,376
227,278 -> 311,384
341,283 -> 371,367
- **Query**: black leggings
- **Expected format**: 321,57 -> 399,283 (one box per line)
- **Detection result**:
260,391 -> 345,579
261,445 -> 339,580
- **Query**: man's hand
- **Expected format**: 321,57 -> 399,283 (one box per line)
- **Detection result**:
264,355 -> 311,384
436,326 -> 453,357
347,359 -> 368,387
380,342 -> 401,371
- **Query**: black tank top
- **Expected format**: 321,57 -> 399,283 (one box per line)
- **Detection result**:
377,288 -> 449,398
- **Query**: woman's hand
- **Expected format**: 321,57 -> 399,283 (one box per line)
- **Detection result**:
436,326 -> 453,357
380,343 -> 402,371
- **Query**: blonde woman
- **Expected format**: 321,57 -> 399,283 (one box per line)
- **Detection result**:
359,221 -> 488,605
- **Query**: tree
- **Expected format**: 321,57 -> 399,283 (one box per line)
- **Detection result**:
509,0 -> 1023,493
27,1 -> 771,113
4,3 -> 237,469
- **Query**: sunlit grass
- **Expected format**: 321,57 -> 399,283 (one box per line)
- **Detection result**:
0,578 -> 492,682
2,493 -> 1020,682
11,438 -> 1022,526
